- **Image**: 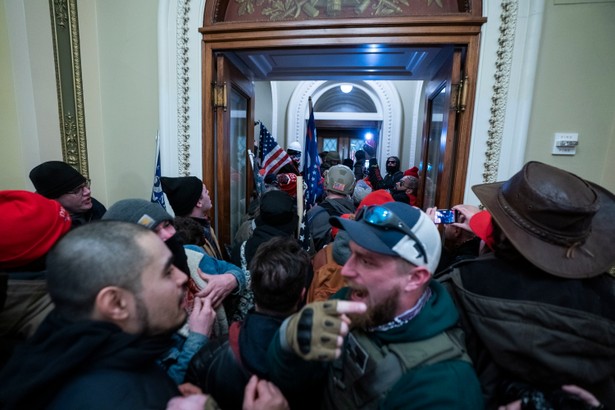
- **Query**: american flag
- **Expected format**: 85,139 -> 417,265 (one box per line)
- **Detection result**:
298,98 -> 322,252
258,122 -> 292,176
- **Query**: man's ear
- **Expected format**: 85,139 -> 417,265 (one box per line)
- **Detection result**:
404,266 -> 431,292
94,286 -> 132,322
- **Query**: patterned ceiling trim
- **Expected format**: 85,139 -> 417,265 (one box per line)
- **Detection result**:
483,0 -> 518,183
221,0 -> 472,23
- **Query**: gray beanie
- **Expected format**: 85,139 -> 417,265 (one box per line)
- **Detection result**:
102,199 -> 173,230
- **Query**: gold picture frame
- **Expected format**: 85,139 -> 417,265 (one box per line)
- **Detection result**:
49,0 -> 89,177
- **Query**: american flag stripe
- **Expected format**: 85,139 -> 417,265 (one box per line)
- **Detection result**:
263,148 -> 291,175
258,122 -> 293,176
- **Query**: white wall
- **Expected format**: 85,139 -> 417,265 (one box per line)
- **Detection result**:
2,0 -> 615,205
525,1 -> 615,192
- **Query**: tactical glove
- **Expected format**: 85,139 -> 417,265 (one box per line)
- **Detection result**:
280,300 -> 344,361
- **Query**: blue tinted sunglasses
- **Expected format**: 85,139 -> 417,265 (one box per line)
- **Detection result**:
356,205 -> 428,265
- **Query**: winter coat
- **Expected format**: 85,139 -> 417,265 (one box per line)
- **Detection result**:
0,310 -> 178,409
438,253 -> 615,409
267,280 -> 484,409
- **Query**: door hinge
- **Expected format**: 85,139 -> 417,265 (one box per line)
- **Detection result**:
452,75 -> 469,113
212,82 -> 227,111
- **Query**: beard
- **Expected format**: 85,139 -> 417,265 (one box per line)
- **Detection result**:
134,293 -> 185,337
348,286 -> 400,330
386,165 -> 399,174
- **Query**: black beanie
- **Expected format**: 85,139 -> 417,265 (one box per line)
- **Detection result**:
102,199 -> 173,230
29,161 -> 87,199
161,176 -> 203,216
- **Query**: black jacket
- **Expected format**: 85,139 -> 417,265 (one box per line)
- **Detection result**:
0,310 -> 179,410
438,254 -> 615,409
186,311 -> 319,410
70,197 -> 106,228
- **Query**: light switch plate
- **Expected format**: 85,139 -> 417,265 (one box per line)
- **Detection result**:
552,132 -> 578,155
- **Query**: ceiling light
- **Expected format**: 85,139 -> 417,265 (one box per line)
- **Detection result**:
340,84 -> 353,93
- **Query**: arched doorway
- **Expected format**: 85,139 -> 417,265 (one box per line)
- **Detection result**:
286,80 -> 408,168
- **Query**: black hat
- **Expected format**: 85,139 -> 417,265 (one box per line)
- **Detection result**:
29,161 -> 86,199
161,176 -> 203,216
256,190 -> 297,234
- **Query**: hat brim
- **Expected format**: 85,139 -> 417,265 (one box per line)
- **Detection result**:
472,181 -> 615,278
330,217 -> 399,257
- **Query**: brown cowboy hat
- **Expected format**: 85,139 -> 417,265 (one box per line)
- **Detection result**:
472,161 -> 615,278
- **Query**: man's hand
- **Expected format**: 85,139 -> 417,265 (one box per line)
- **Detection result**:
188,296 -> 216,336
242,375 -> 289,410
283,300 -> 367,361
167,394 -> 219,410
451,204 -> 481,233
177,383 -> 203,396
196,270 -> 237,308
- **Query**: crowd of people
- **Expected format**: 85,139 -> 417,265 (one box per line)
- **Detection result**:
0,155 -> 613,410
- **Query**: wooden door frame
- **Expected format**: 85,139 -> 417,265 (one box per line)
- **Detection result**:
201,15 -> 485,236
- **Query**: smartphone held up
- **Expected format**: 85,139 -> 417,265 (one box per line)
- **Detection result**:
434,209 -> 458,224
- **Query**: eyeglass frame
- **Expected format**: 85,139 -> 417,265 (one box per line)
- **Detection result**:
396,180 -> 412,190
355,205 -> 428,265
66,179 -> 91,196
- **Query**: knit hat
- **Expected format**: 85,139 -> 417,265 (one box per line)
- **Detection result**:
356,189 -> 394,215
404,166 -> 419,178
255,190 -> 298,234
0,191 -> 72,269
331,202 -> 441,274
469,210 -> 495,251
29,161 -> 87,199
161,176 -> 203,216
102,199 -> 173,230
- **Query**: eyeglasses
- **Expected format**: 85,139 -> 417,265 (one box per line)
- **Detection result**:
356,205 -> 428,265
66,179 -> 91,195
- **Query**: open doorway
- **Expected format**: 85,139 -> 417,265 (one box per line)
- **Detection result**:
200,2 -> 485,247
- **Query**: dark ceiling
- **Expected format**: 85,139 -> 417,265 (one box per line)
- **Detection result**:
225,45 -> 453,81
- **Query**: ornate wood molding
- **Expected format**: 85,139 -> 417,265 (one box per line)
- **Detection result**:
49,0 -> 89,176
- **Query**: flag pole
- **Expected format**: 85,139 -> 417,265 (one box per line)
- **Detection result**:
296,175 -> 304,235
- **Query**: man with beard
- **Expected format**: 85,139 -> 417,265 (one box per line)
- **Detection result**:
367,156 -> 404,192
266,202 -> 484,409
0,222 -> 187,409
29,160 -> 106,228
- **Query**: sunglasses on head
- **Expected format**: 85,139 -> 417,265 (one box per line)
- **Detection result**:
355,205 -> 428,265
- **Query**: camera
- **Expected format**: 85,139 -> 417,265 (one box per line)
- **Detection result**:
434,209 -> 458,224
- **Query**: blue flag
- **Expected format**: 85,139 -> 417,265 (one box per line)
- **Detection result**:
302,98 -> 323,208
151,137 -> 166,208
298,98 -> 322,252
